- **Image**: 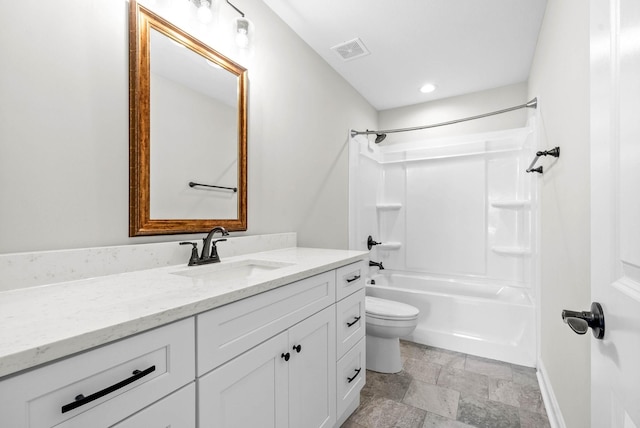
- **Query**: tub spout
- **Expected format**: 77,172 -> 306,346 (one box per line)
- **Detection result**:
369,260 -> 384,270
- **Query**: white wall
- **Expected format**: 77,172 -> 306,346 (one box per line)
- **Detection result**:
0,0 -> 376,254
244,1 -> 376,249
378,82 -> 529,144
528,1 -> 591,427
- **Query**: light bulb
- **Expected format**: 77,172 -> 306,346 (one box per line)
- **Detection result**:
236,28 -> 249,48
234,17 -> 252,49
197,1 -> 213,24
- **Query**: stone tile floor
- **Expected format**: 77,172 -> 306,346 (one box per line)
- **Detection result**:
342,340 -> 551,428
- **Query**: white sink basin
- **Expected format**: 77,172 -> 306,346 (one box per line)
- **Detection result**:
171,259 -> 294,282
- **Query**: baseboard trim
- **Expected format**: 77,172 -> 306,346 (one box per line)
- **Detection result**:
537,358 -> 566,428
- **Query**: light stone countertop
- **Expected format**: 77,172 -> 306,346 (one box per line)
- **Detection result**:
0,247 -> 368,379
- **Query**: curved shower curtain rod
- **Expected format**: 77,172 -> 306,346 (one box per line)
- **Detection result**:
351,97 -> 538,143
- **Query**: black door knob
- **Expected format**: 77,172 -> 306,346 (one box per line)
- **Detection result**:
561,302 -> 605,339
281,352 -> 290,361
292,344 -> 302,353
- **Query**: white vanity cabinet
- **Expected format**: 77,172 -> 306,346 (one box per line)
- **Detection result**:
0,252 -> 368,428
197,261 -> 367,428
199,306 -> 336,428
0,318 -> 195,428
197,271 -> 337,428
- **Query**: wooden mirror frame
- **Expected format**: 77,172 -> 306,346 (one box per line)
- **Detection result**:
129,1 -> 247,236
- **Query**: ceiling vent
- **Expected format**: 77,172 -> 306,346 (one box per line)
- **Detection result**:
331,38 -> 370,61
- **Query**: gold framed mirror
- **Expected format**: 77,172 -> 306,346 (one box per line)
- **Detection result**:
129,0 -> 247,236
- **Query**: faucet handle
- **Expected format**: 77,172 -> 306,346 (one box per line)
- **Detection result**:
367,235 -> 382,250
179,242 -> 200,266
209,238 -> 227,259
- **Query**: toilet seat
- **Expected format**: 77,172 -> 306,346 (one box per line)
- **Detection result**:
365,296 -> 419,321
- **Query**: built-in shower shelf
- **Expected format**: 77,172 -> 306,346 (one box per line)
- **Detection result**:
491,246 -> 531,256
376,203 -> 402,211
377,242 -> 402,250
490,200 -> 531,209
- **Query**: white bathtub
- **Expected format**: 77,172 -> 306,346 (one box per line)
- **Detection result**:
367,271 -> 536,367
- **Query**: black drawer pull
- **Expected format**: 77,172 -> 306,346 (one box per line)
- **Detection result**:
347,368 -> 361,383
281,352 -> 290,362
61,365 -> 156,414
346,275 -> 361,283
292,344 -> 302,353
347,316 -> 361,327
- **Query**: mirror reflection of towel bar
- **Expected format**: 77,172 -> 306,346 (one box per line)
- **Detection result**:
526,147 -> 560,174
189,181 -> 238,192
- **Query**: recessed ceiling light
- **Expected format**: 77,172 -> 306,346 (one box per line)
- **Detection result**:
420,83 -> 436,93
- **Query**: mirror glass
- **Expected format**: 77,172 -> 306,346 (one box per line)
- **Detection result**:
129,1 -> 247,236
149,28 -> 240,220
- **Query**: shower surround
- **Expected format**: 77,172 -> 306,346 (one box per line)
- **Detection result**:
349,123 -> 538,366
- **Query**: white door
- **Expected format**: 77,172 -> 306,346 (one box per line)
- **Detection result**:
590,0 -> 640,427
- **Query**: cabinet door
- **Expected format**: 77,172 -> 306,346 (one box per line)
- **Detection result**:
110,383 -> 195,428
288,306 -> 336,428
199,331 -> 289,428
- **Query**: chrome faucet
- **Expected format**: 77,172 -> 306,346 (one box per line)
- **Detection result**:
179,226 -> 229,266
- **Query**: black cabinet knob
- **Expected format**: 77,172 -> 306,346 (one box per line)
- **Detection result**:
281,352 -> 290,361
292,344 -> 302,353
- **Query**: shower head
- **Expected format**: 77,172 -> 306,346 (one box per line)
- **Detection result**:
375,133 -> 387,144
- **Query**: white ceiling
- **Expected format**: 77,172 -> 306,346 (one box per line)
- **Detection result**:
262,0 -> 547,111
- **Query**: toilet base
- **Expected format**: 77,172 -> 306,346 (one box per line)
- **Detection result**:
366,335 -> 402,373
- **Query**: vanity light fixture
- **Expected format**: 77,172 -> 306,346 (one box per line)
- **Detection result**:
226,0 -> 254,49
188,0 -> 254,49
420,83 -> 437,94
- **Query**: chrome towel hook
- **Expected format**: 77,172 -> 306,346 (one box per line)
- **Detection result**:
526,147 -> 560,174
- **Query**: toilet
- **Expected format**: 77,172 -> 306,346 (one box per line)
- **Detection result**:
365,296 -> 420,373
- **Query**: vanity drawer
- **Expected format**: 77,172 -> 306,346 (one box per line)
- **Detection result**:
0,318 -> 195,428
111,383 -> 196,428
336,337 -> 366,418
336,287 -> 366,359
197,270 -> 335,375
336,260 -> 367,300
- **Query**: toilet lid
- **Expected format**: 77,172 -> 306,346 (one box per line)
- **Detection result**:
365,296 -> 419,320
